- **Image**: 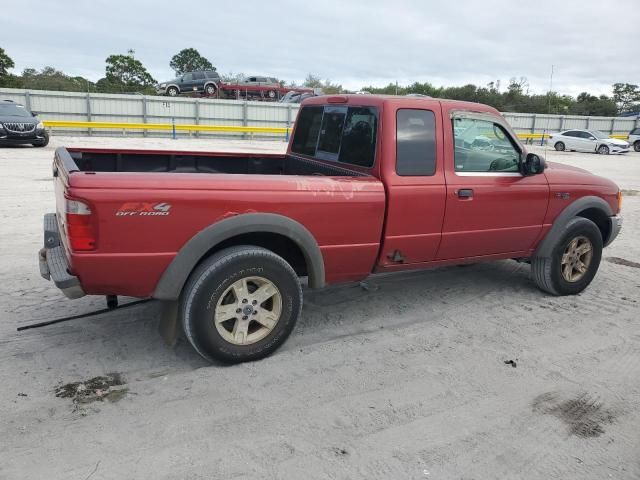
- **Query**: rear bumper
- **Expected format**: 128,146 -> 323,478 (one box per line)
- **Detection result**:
39,213 -> 85,299
605,215 -> 623,247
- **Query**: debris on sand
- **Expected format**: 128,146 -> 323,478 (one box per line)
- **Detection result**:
55,373 -> 128,405
331,447 -> 349,456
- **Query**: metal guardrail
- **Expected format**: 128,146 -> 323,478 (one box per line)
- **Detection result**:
42,121 -> 629,141
43,120 -> 290,134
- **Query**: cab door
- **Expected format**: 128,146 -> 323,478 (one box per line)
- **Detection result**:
436,111 -> 549,260
179,73 -> 196,92
377,101 -> 447,270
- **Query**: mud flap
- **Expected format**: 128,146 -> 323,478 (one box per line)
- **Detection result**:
158,300 -> 179,347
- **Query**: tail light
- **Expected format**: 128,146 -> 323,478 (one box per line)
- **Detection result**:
65,198 -> 96,251
616,190 -> 623,214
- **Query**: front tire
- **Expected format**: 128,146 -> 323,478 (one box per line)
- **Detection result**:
167,86 -> 179,97
597,144 -> 610,155
180,246 -> 303,364
554,141 -> 565,152
531,217 -> 603,296
33,132 -> 49,147
634,141 -> 640,152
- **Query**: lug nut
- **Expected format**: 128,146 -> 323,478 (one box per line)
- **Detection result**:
252,300 -> 257,305
242,299 -> 248,304
252,311 -> 257,315
242,315 -> 248,320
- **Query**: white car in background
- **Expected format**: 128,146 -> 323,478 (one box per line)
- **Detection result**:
550,129 -> 630,154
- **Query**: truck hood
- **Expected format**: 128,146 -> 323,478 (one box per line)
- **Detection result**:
544,161 -> 617,189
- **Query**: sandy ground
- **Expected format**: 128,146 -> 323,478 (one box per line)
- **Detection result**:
1,136 -> 639,480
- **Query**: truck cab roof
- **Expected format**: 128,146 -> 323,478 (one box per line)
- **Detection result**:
301,94 -> 501,116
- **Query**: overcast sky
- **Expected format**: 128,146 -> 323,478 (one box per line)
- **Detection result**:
1,0 -> 638,96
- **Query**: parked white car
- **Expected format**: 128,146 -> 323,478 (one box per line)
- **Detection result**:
550,129 -> 630,154
628,127 -> 640,152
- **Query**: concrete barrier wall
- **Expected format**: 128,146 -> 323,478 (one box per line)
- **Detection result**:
2,87 -> 638,138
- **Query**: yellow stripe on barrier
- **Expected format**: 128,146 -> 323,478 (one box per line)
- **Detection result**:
43,120 -> 289,134
42,121 -> 630,140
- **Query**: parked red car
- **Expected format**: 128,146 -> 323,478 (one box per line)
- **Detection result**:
40,95 -> 622,363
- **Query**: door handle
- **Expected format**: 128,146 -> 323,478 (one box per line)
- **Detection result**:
457,188 -> 474,198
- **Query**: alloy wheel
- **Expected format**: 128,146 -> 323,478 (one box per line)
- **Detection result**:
214,276 -> 283,345
561,236 -> 593,282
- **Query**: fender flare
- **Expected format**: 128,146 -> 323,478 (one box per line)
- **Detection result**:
153,213 -> 325,300
534,195 -> 613,258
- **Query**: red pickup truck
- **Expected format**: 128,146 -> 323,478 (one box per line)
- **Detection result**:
39,95 -> 623,363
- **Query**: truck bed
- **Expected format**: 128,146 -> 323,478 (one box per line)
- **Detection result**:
53,146 -> 386,298
65,148 -> 364,177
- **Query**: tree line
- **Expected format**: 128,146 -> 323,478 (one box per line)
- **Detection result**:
1,46 -> 638,116
0,47 -> 214,95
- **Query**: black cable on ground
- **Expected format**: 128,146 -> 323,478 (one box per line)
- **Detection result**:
16,299 -> 153,332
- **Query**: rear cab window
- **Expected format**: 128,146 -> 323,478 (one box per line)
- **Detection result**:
291,105 -> 378,168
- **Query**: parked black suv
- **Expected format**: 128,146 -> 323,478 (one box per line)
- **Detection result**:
0,100 -> 49,147
157,70 -> 221,96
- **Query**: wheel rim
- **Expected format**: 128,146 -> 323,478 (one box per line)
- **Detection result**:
168,88 -> 177,96
634,142 -> 640,152
599,145 -> 609,154
214,276 -> 282,346
561,236 -> 593,282
555,143 -> 564,151
206,85 -> 215,94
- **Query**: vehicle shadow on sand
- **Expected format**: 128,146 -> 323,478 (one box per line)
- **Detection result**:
8,260 -> 537,374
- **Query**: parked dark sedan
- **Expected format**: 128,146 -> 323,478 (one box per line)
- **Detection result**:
0,100 -> 49,147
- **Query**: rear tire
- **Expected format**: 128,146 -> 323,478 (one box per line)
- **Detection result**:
180,246 -> 303,364
597,144 -> 610,155
204,83 -> 217,96
554,141 -> 565,152
531,217 -> 603,296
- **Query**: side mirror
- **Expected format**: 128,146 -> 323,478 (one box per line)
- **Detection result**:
588,136 -> 596,140
31,111 -> 38,117
521,153 -> 546,176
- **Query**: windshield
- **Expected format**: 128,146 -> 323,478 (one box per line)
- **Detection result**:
0,104 -> 32,117
591,130 -> 608,139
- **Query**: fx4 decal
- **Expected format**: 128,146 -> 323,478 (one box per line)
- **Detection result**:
116,202 -> 172,216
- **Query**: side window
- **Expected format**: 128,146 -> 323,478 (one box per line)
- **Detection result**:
396,109 -> 436,176
631,128 -> 640,135
564,131 -> 578,137
193,72 -> 205,80
182,73 -> 193,82
452,117 -> 520,173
